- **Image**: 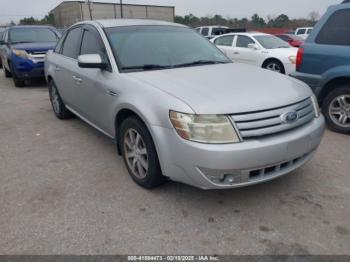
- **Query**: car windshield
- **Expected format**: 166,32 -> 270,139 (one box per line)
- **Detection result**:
254,35 -> 291,49
9,28 -> 58,43
105,25 -> 231,72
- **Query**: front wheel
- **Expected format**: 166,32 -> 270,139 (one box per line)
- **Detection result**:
322,87 -> 350,134
120,117 -> 165,189
263,60 -> 285,74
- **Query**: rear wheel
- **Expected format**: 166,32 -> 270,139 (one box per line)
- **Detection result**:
322,87 -> 350,134
120,117 -> 165,189
263,60 -> 285,74
48,80 -> 74,120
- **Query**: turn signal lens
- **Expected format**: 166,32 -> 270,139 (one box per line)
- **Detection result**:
311,95 -> 320,118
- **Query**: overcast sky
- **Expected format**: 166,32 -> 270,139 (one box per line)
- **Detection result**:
0,0 -> 339,24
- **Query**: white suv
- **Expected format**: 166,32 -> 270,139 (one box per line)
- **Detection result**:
196,26 -> 228,39
295,27 -> 313,40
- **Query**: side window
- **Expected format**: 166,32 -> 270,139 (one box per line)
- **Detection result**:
296,29 -> 306,35
54,31 -> 67,53
236,35 -> 255,48
80,29 -> 105,58
214,35 -> 234,46
61,27 -> 82,59
212,28 -> 226,36
195,28 -> 201,33
201,27 -> 209,36
307,29 -> 312,34
316,9 -> 350,46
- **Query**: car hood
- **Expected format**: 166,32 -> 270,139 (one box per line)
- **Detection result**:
10,42 -> 56,52
128,63 -> 312,114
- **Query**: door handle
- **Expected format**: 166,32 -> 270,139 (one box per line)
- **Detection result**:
107,90 -> 118,97
72,75 -> 82,84
234,52 -> 239,55
54,66 -> 61,72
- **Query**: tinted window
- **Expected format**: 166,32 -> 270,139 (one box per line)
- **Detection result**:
236,35 -> 255,48
296,29 -> 306,35
277,35 -> 289,41
212,27 -> 226,36
201,28 -> 209,36
54,31 -> 67,53
214,35 -> 234,46
316,9 -> 350,46
254,35 -> 290,49
307,29 -> 312,34
61,27 -> 82,59
105,26 -> 230,71
80,30 -> 105,58
9,28 -> 58,43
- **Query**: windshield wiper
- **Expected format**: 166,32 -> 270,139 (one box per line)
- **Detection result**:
121,64 -> 172,71
173,60 -> 228,68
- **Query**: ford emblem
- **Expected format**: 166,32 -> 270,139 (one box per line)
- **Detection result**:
281,111 -> 299,123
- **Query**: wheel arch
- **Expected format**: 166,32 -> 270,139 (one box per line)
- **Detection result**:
262,57 -> 284,68
114,107 -> 154,155
319,77 -> 350,106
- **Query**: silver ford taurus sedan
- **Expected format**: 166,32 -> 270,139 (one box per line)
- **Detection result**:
45,19 -> 325,189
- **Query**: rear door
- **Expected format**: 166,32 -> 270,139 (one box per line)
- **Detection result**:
301,8 -> 350,75
54,26 -> 83,109
213,35 -> 235,60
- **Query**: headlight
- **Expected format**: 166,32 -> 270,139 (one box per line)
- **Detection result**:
310,94 -> 320,118
288,56 -> 296,64
169,111 -> 240,144
12,49 -> 29,59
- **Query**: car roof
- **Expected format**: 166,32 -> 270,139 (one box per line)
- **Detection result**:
216,32 -> 269,37
9,25 -> 55,28
77,19 -> 186,29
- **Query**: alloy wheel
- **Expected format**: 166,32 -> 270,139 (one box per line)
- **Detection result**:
50,84 -> 60,114
266,63 -> 282,73
123,128 -> 149,179
329,95 -> 350,128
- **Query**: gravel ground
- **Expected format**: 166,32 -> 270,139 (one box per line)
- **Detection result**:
0,71 -> 349,255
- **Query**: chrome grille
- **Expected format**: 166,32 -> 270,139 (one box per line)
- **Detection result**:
231,98 -> 315,139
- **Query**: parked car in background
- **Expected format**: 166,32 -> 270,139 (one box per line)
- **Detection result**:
275,34 -> 304,47
292,1 -> 350,134
211,32 -> 298,75
295,27 -> 313,40
196,26 -> 229,39
45,19 -> 325,190
0,27 -> 5,68
0,25 -> 60,87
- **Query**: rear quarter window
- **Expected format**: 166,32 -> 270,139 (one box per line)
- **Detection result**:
316,9 -> 350,46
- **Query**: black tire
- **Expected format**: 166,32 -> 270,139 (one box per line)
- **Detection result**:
4,67 -> 12,78
48,80 -> 74,120
322,87 -> 350,134
263,60 -> 285,74
13,77 -> 25,87
120,116 -> 165,189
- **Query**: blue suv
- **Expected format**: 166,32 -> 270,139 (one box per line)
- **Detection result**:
292,1 -> 350,134
0,25 -> 60,87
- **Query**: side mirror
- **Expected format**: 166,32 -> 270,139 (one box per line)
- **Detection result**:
248,43 -> 259,50
78,54 -> 107,69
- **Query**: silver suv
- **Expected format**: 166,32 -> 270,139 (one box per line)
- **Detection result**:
45,19 -> 325,190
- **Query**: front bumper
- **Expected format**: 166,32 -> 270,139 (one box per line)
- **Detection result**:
11,55 -> 45,80
152,116 -> 325,189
